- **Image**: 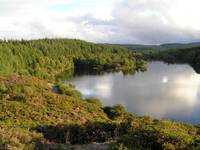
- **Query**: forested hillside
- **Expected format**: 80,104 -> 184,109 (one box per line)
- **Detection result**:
143,46 -> 200,73
0,39 -> 146,80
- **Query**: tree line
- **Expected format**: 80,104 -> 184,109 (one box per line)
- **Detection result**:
0,39 -> 147,80
143,47 -> 200,73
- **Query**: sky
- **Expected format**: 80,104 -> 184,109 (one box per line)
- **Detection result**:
0,0 -> 200,44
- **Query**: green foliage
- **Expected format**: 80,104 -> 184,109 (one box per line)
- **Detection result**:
0,75 -> 200,149
0,126 -> 43,150
1,40 -> 200,150
86,97 -> 103,108
53,83 -> 82,99
0,82 -> 7,93
143,47 -> 200,73
0,39 -> 147,80
115,120 -> 199,150
103,104 -> 126,119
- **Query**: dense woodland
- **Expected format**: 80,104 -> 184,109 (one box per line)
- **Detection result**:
0,39 -> 147,80
0,39 -> 200,150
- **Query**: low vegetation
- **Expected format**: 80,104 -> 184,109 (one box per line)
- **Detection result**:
0,75 -> 200,149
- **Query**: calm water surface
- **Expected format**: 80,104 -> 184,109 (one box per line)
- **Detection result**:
66,62 -> 200,124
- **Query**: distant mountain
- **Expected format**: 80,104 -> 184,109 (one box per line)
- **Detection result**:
111,42 -> 200,51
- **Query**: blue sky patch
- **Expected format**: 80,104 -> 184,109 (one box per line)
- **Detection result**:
47,2 -> 80,12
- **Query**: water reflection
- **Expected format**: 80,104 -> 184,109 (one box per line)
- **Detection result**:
66,62 -> 200,124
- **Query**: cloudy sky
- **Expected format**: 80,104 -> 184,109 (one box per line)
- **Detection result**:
0,0 -> 200,44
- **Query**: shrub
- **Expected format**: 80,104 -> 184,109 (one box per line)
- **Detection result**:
86,97 -> 103,108
103,104 -> 126,119
116,120 -> 197,150
22,85 -> 36,96
53,84 -> 81,99
0,126 -> 43,150
0,82 -> 7,93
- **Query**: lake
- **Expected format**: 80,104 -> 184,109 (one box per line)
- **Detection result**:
66,62 -> 200,124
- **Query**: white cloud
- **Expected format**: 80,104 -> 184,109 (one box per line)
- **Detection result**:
109,0 -> 200,44
0,0 -> 200,44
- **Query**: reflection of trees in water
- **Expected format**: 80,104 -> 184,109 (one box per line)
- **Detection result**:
72,67 -> 138,77
191,63 -> 200,74
56,64 -> 143,80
